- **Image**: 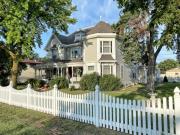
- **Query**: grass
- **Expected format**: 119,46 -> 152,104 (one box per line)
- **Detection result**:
0,103 -> 128,135
16,82 -> 180,100
104,82 -> 180,99
61,82 -> 180,100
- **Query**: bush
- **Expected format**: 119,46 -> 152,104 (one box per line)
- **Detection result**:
49,77 -> 69,89
99,74 -> 122,91
69,85 -> 76,91
80,72 -> 100,91
27,78 -> 39,88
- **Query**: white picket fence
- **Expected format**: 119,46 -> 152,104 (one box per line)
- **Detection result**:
0,82 -> 180,135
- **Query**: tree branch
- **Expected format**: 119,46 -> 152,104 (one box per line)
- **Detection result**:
0,44 -> 16,59
154,44 -> 163,59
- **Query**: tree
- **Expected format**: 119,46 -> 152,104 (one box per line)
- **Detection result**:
158,59 -> 178,73
115,0 -> 180,92
0,0 -> 76,87
0,48 -> 11,86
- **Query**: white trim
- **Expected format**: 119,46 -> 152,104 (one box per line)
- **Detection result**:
86,33 -> 116,39
101,63 -> 114,75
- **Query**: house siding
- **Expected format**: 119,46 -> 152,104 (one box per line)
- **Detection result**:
84,38 -> 97,62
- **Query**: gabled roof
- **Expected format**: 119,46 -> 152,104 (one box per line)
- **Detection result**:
45,21 -> 114,50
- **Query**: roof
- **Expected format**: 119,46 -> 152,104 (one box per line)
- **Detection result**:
46,21 -> 114,48
87,21 -> 113,35
21,60 -> 43,64
166,68 -> 180,73
99,55 -> 115,61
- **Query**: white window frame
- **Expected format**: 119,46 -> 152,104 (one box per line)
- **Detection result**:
88,65 -> 94,71
101,64 -> 113,75
100,41 -> 112,54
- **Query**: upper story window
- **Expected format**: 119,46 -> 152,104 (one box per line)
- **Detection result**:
71,47 -> 82,59
100,41 -> 112,53
74,32 -> 85,42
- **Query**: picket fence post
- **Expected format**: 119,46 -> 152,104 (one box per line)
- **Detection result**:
174,87 -> 180,135
27,84 -> 31,109
95,85 -> 100,127
53,84 -> 58,116
8,81 -> 13,104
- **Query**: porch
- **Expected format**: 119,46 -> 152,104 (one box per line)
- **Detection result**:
35,62 -> 83,87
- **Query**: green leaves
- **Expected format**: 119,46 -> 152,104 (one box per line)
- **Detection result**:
115,0 -> 179,64
158,59 -> 178,73
0,0 -> 76,57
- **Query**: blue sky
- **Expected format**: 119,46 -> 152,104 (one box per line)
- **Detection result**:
34,0 -> 176,63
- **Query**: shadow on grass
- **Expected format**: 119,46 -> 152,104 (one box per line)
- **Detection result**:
45,117 -> 129,135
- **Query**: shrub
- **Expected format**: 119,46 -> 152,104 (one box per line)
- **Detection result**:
69,85 -> 76,91
79,72 -> 100,91
99,74 -> 122,91
49,77 -> 69,89
27,78 -> 40,88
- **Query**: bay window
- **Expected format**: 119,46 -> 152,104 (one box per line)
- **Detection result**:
101,64 -> 113,75
100,41 -> 112,53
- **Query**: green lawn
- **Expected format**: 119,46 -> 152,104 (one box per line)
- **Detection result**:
16,82 -> 180,100
61,82 -> 180,100
0,103 -> 128,135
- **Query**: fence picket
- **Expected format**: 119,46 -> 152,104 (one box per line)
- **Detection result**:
163,97 -> 168,134
169,96 -> 174,134
128,100 -> 132,134
113,97 -> 116,130
142,100 -> 146,135
124,99 -> 128,133
137,100 -> 141,135
0,84 -> 179,135
133,100 -> 137,135
120,98 -> 124,132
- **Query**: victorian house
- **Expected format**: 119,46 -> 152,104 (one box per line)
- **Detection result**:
35,21 -> 143,88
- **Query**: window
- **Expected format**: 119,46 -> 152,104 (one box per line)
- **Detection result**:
74,32 -> 85,41
120,65 -> 124,79
71,47 -> 81,59
100,41 -> 112,53
88,66 -> 94,71
132,72 -> 136,79
102,64 -> 113,75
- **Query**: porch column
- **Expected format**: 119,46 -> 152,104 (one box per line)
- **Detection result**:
41,69 -> 43,79
61,67 -> 63,77
39,69 -> 41,79
72,66 -> 74,84
66,67 -> 69,80
35,68 -> 37,79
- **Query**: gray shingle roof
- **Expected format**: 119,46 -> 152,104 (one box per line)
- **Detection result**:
56,21 -> 114,45
87,21 -> 113,35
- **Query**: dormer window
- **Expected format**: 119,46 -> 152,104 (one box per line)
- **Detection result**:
74,32 -> 85,42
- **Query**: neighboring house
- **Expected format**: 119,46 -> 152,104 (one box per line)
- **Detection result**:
18,60 -> 43,83
35,21 -> 146,88
160,68 -> 180,82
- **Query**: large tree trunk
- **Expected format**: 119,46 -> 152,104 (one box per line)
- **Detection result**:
146,28 -> 156,93
11,57 -> 19,88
